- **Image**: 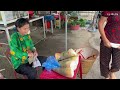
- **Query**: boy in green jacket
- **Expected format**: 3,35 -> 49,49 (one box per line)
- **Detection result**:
9,18 -> 47,79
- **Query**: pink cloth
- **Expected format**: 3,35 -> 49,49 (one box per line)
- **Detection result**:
54,15 -> 65,21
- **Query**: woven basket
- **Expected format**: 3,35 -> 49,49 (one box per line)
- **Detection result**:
81,56 -> 97,74
76,47 -> 99,74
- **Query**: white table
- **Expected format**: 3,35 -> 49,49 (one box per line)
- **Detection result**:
0,16 -> 46,44
29,16 -> 46,44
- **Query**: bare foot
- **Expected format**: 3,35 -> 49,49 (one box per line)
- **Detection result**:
105,77 -> 110,79
105,75 -> 110,79
110,72 -> 117,79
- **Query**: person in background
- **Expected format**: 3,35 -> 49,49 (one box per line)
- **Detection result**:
98,11 -> 120,79
9,18 -> 47,79
0,73 -> 4,79
0,30 -> 4,34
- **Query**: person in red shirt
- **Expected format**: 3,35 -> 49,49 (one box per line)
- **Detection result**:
98,11 -> 120,79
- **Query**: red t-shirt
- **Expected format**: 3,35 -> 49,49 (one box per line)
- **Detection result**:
102,11 -> 120,44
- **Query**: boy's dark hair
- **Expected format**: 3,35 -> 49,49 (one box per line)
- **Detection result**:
15,18 -> 29,28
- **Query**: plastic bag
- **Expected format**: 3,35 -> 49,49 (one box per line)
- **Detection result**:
32,57 -> 41,68
42,56 -> 61,71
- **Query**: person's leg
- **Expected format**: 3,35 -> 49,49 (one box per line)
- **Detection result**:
15,63 -> 37,79
37,56 -> 47,70
100,40 -> 112,79
0,73 -> 4,79
110,48 -> 120,79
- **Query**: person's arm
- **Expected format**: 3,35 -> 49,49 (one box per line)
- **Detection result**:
28,35 -> 38,57
98,16 -> 108,41
98,12 -> 111,48
9,35 -> 28,60
28,35 -> 36,52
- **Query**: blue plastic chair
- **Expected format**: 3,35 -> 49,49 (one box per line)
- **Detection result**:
44,15 -> 54,33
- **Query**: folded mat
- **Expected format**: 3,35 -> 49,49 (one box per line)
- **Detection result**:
58,56 -> 79,70
55,48 -> 77,60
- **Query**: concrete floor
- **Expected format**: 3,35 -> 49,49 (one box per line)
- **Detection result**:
1,26 -> 120,79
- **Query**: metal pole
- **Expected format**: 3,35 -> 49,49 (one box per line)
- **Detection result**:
65,11 -> 68,51
5,27 -> 11,42
51,20 -> 53,33
59,12 -> 61,29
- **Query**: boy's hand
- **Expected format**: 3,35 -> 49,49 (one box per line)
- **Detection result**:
33,51 -> 38,57
27,50 -> 34,58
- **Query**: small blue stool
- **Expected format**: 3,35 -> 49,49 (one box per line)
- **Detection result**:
44,15 -> 54,33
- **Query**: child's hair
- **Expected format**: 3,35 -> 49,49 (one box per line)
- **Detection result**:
15,18 -> 29,28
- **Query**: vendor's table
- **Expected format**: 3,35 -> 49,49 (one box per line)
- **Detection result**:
39,56 -> 82,79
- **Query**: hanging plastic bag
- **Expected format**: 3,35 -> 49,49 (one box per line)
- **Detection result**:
42,56 -> 61,71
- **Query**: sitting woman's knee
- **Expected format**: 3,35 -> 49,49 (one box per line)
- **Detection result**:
27,69 -> 37,79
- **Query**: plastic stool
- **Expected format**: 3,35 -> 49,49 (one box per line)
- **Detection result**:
54,13 -> 61,29
44,15 -> 54,33
53,13 -> 65,29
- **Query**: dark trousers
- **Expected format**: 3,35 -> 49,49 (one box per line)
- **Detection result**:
15,56 -> 47,79
100,41 -> 120,78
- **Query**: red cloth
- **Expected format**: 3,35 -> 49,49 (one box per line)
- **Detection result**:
28,11 -> 34,18
39,56 -> 82,79
47,21 -> 51,28
60,15 -> 65,21
54,15 -> 65,21
28,11 -> 34,14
